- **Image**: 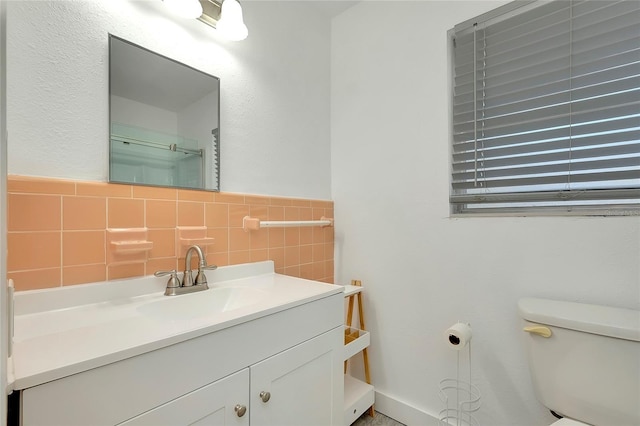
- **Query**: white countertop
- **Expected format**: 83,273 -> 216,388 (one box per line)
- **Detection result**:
11,261 -> 343,390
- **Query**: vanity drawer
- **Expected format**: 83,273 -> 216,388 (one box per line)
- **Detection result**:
118,369 -> 250,426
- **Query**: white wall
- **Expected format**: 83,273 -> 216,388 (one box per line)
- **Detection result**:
7,0 -> 331,199
331,2 -> 640,425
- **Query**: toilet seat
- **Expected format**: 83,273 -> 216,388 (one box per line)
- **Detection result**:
551,418 -> 590,426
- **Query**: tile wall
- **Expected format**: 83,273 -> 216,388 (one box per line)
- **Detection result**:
7,175 -> 334,291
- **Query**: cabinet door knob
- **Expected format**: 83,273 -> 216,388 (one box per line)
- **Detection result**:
259,391 -> 271,403
234,404 -> 247,417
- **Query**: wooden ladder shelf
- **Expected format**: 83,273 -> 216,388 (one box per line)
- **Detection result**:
343,279 -> 374,425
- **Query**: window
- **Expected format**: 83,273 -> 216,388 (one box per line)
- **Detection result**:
450,0 -> 640,215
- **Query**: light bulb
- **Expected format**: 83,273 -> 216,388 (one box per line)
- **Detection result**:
163,0 -> 203,19
216,0 -> 248,41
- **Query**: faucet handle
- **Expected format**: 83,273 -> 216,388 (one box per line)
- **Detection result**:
193,264 -> 217,286
154,270 -> 181,289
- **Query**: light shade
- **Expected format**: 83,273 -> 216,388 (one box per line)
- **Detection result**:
216,0 -> 248,41
163,0 -> 203,19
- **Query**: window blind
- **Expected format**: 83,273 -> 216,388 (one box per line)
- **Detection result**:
450,0 -> 640,214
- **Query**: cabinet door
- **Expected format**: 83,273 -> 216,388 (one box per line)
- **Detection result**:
118,369 -> 249,426
250,327 -> 343,426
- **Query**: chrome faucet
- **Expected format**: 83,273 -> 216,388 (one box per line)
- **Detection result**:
183,244 -> 212,286
154,245 -> 217,296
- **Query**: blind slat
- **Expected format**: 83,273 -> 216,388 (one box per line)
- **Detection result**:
452,170 -> 640,191
450,188 -> 640,204
453,106 -> 639,147
453,142 -> 640,171
454,80 -> 640,125
452,156 -> 640,182
454,45 -> 639,104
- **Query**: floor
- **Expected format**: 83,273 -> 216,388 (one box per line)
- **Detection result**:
352,410 -> 406,426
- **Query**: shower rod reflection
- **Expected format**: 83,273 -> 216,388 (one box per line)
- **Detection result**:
111,134 -> 203,157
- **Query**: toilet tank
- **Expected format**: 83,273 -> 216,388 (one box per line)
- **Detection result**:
518,298 -> 640,426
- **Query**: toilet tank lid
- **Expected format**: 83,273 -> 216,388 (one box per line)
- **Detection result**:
518,298 -> 640,342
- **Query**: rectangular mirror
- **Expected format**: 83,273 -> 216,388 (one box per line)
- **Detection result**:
109,35 -> 220,191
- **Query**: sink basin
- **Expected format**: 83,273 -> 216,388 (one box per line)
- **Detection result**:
137,286 -> 268,320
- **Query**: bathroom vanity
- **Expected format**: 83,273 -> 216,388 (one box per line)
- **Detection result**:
10,261 -> 344,425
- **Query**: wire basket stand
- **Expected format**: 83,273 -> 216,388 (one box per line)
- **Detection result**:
438,341 -> 481,426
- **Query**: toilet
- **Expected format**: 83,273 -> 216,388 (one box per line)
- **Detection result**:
518,297 -> 640,426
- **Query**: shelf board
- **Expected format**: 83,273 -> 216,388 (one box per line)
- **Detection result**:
344,374 -> 374,425
342,285 -> 363,297
344,327 -> 370,361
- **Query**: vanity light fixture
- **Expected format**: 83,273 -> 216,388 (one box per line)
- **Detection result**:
161,0 -> 248,41
162,0 -> 203,19
215,0 -> 248,41
197,0 -> 248,41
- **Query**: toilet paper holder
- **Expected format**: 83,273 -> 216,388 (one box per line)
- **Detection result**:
438,378 -> 480,426
446,322 -> 473,350
438,322 -> 481,426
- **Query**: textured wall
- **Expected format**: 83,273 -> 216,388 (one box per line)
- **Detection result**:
331,2 -> 640,425
7,0 -> 331,199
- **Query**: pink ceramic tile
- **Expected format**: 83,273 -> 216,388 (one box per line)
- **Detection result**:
8,175 -> 75,195
229,250 -> 251,265
229,204 -> 251,228
8,193 -> 61,232
63,264 -> 106,286
63,231 -> 106,266
8,268 -> 62,291
177,202 -> 205,227
178,189 -> 214,202
63,197 -> 106,231
133,185 -> 177,200
108,263 -> 145,280
8,232 -> 61,271
108,198 -> 144,228
205,203 -> 229,228
77,182 -> 131,198
146,200 -> 177,228
229,228 -> 251,251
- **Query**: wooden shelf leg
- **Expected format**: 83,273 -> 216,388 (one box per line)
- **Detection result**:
356,290 -> 374,416
344,294 -> 355,374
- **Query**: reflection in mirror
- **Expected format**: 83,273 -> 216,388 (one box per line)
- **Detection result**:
109,35 -> 220,191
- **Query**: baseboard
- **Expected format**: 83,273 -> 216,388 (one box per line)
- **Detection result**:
373,390 -> 441,426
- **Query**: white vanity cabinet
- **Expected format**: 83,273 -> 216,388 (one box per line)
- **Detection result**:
18,290 -> 344,426
118,328 -> 341,426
